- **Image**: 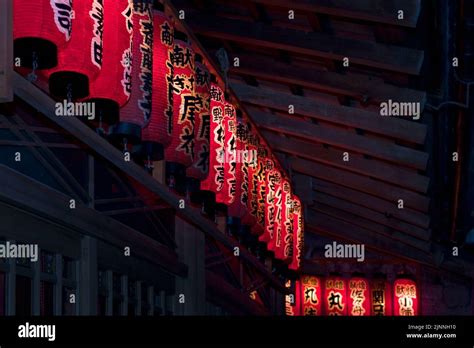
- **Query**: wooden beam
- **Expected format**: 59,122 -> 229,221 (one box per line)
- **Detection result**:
229,53 -> 427,106
12,72 -> 287,294
0,0 -> 13,103
290,157 -> 430,217
306,212 -> 433,265
263,131 -> 429,193
185,10 -> 424,74
233,82 -> 427,144
311,177 -> 430,228
310,204 -> 430,251
312,192 -> 430,241
250,109 -> 429,170
250,0 -> 422,28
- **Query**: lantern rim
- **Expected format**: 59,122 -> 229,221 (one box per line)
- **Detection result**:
49,71 -> 90,100
14,38 -> 58,70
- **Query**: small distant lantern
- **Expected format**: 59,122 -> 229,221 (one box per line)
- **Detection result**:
141,2 -> 174,161
276,179 -> 293,262
240,130 -> 258,227
371,276 -> 392,316
110,0 -> 153,145
324,275 -> 347,316
285,279 -> 302,316
14,0 -> 73,70
85,0 -> 133,127
301,275 -> 322,316
164,29 -> 196,193
393,276 -> 418,316
228,112 -> 248,220
47,0 -> 105,100
348,275 -> 371,316
289,195 -> 304,271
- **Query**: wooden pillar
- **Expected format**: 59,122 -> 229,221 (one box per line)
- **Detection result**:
105,270 -> 113,316
159,290 -> 166,315
174,216 -> 205,315
54,254 -> 63,315
135,281 -> 142,316
0,0 -> 13,103
147,285 -> 154,316
79,236 -> 98,315
121,275 -> 128,316
32,251 -> 41,315
6,240 -> 16,315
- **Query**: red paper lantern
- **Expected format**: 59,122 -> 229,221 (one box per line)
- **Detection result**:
186,55 -> 211,180
285,279 -> 302,316
240,131 -> 258,227
393,277 -> 418,316
250,154 -> 267,235
14,0 -> 73,69
221,102 -> 237,204
301,275 -> 323,316
164,30 -> 196,167
111,1 -> 153,144
84,0 -> 133,126
289,195 -> 304,271
275,179 -> 293,261
324,276 -> 347,316
261,167 -> 281,246
271,172 -> 284,253
228,116 -> 248,218
348,276 -> 371,316
200,82 -> 225,195
46,0 -> 105,100
371,277 -> 392,316
141,4 -> 174,159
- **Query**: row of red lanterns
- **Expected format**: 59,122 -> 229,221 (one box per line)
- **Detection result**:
13,0 -> 304,268
286,275 -> 419,316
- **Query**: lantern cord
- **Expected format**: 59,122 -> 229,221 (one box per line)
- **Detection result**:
145,155 -> 154,173
27,52 -> 38,82
66,83 -> 73,103
123,138 -> 128,154
96,110 -> 105,136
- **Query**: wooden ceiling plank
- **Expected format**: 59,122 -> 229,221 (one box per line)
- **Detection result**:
305,213 -> 433,267
250,109 -> 429,170
290,157 -> 430,217
311,177 -> 430,228
310,204 -> 430,252
185,10 -> 424,74
233,82 -> 427,144
250,0 -> 422,28
263,131 -> 430,193
313,192 -> 430,240
228,53 -> 427,107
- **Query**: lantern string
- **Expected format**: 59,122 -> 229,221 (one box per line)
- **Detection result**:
96,109 -> 105,136
66,83 -> 73,103
27,52 -> 38,82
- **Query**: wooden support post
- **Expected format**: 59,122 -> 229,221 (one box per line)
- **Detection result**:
32,251 -> 41,315
147,285 -> 154,316
6,240 -> 16,315
54,254 -> 63,315
79,236 -> 98,315
174,216 -> 205,315
121,275 -> 128,316
105,270 -> 113,316
153,160 -> 166,184
135,281 -> 142,316
159,290 -> 166,315
0,0 -> 13,103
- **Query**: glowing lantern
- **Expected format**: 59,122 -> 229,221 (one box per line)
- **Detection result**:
186,54 -> 210,181
261,167 -> 281,248
164,30 -> 196,192
110,1 -> 153,144
84,0 -> 133,126
200,82 -> 225,198
14,0 -> 73,70
393,276 -> 418,316
214,102 -> 237,205
371,276 -> 392,316
348,276 -> 371,316
46,0 -> 104,100
289,195 -> 304,271
324,275 -> 347,316
301,275 -> 322,316
141,2 -> 174,160
228,114 -> 248,219
271,171 -> 284,254
250,153 -> 267,235
239,130 -> 258,227
285,279 -> 302,316
276,179 -> 293,262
